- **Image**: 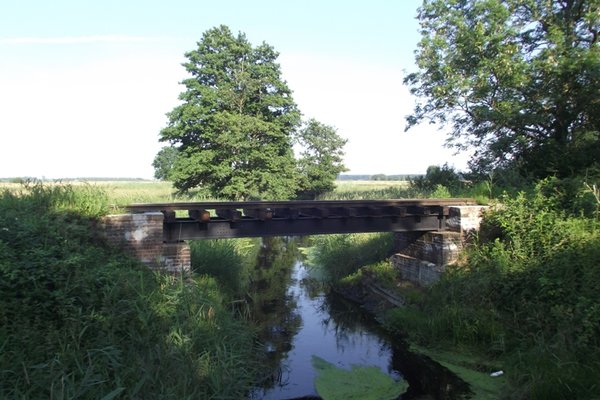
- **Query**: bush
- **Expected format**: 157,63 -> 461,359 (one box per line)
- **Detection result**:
384,183 -> 600,399
410,164 -> 464,195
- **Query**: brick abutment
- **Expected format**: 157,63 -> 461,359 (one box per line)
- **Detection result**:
99,212 -> 190,274
392,206 -> 487,286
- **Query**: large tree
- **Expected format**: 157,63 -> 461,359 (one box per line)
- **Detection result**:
405,0 -> 600,177
159,25 -> 301,200
295,119 -> 348,199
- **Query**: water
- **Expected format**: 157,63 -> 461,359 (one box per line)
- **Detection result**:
248,237 -> 468,400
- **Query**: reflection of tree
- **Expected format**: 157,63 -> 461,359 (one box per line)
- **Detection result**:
247,236 -> 303,390
319,293 -> 388,355
322,293 -> 471,399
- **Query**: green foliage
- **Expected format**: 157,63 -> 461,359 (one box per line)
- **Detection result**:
189,238 -> 260,296
295,119 -> 348,199
410,163 -> 464,195
406,0 -> 600,178
0,184 -> 257,399
339,260 -> 399,289
311,356 -> 408,400
152,145 -> 179,181
384,183 -> 600,399
308,233 -> 394,282
160,25 -> 301,200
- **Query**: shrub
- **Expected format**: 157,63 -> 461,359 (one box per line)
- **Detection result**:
384,183 -> 600,399
410,164 -> 464,195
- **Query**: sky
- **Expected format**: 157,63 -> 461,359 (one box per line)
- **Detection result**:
0,0 -> 470,180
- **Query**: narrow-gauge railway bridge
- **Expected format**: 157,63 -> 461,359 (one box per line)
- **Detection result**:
125,198 -> 477,240
101,199 -> 486,285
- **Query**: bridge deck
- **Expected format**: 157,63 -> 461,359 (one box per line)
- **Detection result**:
126,199 -> 476,240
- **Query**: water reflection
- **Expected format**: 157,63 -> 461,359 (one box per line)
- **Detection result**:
245,237 -> 302,392
248,237 -> 469,400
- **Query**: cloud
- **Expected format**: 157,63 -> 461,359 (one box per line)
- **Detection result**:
0,35 -> 152,45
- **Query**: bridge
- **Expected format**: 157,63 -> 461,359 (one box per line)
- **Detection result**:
100,199 -> 486,286
125,198 -> 477,240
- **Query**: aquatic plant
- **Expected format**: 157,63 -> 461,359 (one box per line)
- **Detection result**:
311,356 -> 408,400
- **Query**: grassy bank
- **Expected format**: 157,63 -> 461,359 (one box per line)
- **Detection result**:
311,180 -> 600,399
190,238 -> 260,297
0,184 -> 257,399
385,185 -> 600,399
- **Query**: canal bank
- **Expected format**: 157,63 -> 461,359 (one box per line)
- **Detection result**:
243,237 -> 472,400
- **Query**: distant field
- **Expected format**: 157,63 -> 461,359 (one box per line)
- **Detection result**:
334,180 -> 409,192
1,179 -> 415,205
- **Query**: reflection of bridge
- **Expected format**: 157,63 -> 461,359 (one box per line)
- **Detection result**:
125,199 -> 477,240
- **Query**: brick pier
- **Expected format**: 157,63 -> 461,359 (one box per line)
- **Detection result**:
392,206 -> 487,286
99,212 -> 190,273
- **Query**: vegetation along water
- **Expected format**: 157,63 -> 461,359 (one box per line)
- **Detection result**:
0,184 -> 258,399
4,1 -> 600,397
3,173 -> 599,399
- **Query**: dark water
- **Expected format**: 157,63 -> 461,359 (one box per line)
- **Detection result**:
247,237 -> 469,400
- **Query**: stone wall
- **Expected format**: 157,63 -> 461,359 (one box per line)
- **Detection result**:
99,212 -> 191,273
392,205 -> 487,286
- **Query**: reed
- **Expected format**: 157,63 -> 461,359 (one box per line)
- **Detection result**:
0,184 -> 258,399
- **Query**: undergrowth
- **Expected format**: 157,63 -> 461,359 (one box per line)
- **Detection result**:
385,182 -> 600,399
307,233 -> 394,282
190,238 -> 260,296
0,184 -> 257,399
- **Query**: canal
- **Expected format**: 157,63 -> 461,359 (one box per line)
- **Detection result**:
245,237 -> 469,400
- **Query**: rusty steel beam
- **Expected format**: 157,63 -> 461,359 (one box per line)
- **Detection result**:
163,215 -> 444,241
126,198 -> 476,213
124,198 -> 477,240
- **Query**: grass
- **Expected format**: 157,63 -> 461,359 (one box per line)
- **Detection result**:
306,233 -> 395,282
189,238 -> 260,296
306,177 -> 600,399
0,183 -> 258,399
321,180 -> 422,200
409,345 -> 505,400
383,185 -> 600,399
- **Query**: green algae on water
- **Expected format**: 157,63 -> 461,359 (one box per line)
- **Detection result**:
311,356 -> 408,400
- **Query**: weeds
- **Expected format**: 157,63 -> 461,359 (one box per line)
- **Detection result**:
0,184 -> 257,399
307,233 -> 394,282
384,183 -> 600,399
189,238 -> 260,296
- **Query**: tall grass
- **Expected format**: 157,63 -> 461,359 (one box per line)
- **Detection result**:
190,238 -> 260,296
307,233 -> 395,282
384,183 -> 600,399
320,180 -> 424,200
0,184 -> 257,399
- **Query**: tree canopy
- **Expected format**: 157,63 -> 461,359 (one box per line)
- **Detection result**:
152,146 -> 178,181
159,25 -> 301,200
295,119 -> 348,199
405,0 -> 600,178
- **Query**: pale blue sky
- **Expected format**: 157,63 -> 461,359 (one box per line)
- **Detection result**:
0,0 -> 469,179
